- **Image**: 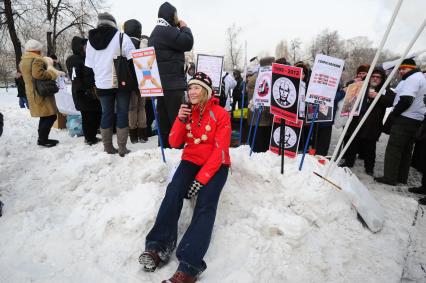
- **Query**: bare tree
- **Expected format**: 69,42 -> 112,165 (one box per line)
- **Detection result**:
307,29 -> 344,61
275,39 -> 289,61
225,23 -> 242,70
289,38 -> 301,63
40,0 -> 103,55
1,0 -> 26,70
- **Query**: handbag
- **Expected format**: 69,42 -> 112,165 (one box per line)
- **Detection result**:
113,33 -> 132,91
30,58 -> 59,97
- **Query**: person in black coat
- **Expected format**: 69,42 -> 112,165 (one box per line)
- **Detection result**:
124,19 -> 149,144
66,36 -> 102,145
341,67 -> 395,175
15,71 -> 28,109
149,1 -> 194,148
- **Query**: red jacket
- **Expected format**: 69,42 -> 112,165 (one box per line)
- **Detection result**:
169,98 -> 231,185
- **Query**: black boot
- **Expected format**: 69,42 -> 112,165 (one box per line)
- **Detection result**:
37,139 -> 57,147
129,128 -> 138,144
138,127 -> 148,143
38,124 -> 57,147
408,186 -> 426,195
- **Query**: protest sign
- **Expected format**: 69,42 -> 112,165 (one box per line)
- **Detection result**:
253,66 -> 272,106
270,63 -> 302,123
306,102 -> 333,123
305,54 -> 344,107
132,47 -> 163,97
341,81 -> 363,116
196,54 -> 224,94
269,116 -> 303,158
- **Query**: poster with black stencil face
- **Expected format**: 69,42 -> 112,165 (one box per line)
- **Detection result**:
269,116 -> 303,158
270,63 -> 302,123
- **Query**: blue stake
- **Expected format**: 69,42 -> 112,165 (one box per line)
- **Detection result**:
151,98 -> 166,163
238,81 -> 246,146
249,106 -> 263,156
299,104 -> 319,171
247,106 -> 257,147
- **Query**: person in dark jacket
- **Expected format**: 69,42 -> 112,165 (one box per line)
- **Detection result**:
231,70 -> 244,113
408,111 -> 426,204
49,54 -> 66,74
15,71 -> 28,109
149,2 -> 194,148
0,112 -> 3,136
341,67 -> 395,175
66,36 -> 102,145
124,19 -> 149,144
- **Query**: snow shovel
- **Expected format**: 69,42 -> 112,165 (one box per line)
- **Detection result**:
314,168 -> 385,233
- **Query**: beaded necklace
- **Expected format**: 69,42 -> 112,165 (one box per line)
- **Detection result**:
185,104 -> 212,144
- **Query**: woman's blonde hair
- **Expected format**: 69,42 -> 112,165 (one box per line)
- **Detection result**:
199,86 -> 209,105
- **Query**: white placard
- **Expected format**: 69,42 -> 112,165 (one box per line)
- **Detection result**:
305,54 -> 344,107
132,47 -> 164,97
253,66 -> 272,107
196,54 -> 224,94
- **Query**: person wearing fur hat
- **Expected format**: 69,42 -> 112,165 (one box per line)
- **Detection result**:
19,39 -> 62,147
123,19 -> 150,144
345,64 -> 370,87
85,12 -> 135,157
340,67 -> 395,175
149,2 -> 194,149
139,72 -> 231,283
376,58 -> 426,185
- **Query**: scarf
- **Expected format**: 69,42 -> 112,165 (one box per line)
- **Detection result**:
157,18 -> 170,27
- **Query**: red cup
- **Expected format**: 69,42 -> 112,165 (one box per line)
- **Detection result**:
309,149 -> 316,155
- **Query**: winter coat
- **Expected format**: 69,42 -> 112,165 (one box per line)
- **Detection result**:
411,117 -> 426,173
19,52 -> 58,117
15,76 -> 26,98
85,25 -> 135,93
66,36 -> 101,112
123,19 -> 144,92
149,2 -> 194,91
247,74 -> 273,127
346,72 -> 395,141
169,97 -> 231,185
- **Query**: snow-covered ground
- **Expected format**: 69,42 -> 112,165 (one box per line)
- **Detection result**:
0,88 -> 425,283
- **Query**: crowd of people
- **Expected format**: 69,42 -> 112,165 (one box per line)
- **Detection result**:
2,1 -> 425,282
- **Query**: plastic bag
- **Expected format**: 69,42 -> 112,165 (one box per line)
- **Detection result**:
66,115 -> 83,137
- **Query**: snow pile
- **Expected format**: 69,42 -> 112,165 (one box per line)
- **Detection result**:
0,89 -> 419,282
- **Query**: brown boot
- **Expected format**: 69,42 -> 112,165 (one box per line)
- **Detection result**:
100,128 -> 118,154
162,271 -> 196,283
117,127 -> 131,157
139,250 -> 162,272
138,127 -> 148,143
129,128 -> 138,144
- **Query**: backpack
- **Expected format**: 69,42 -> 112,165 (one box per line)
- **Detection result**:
219,72 -> 229,107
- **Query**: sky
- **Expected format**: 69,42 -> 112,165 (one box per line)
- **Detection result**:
108,0 -> 426,62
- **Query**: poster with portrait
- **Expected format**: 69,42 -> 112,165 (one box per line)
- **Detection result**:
305,54 -> 344,107
269,116 -> 303,158
305,102 -> 333,123
270,63 -> 302,123
196,54 -> 224,95
132,47 -> 164,97
341,81 -> 363,116
253,66 -> 272,106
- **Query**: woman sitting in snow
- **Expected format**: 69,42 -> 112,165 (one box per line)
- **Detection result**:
139,72 -> 231,283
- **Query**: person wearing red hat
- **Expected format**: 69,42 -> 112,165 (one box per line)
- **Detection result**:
139,72 -> 231,283
376,58 -> 426,186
